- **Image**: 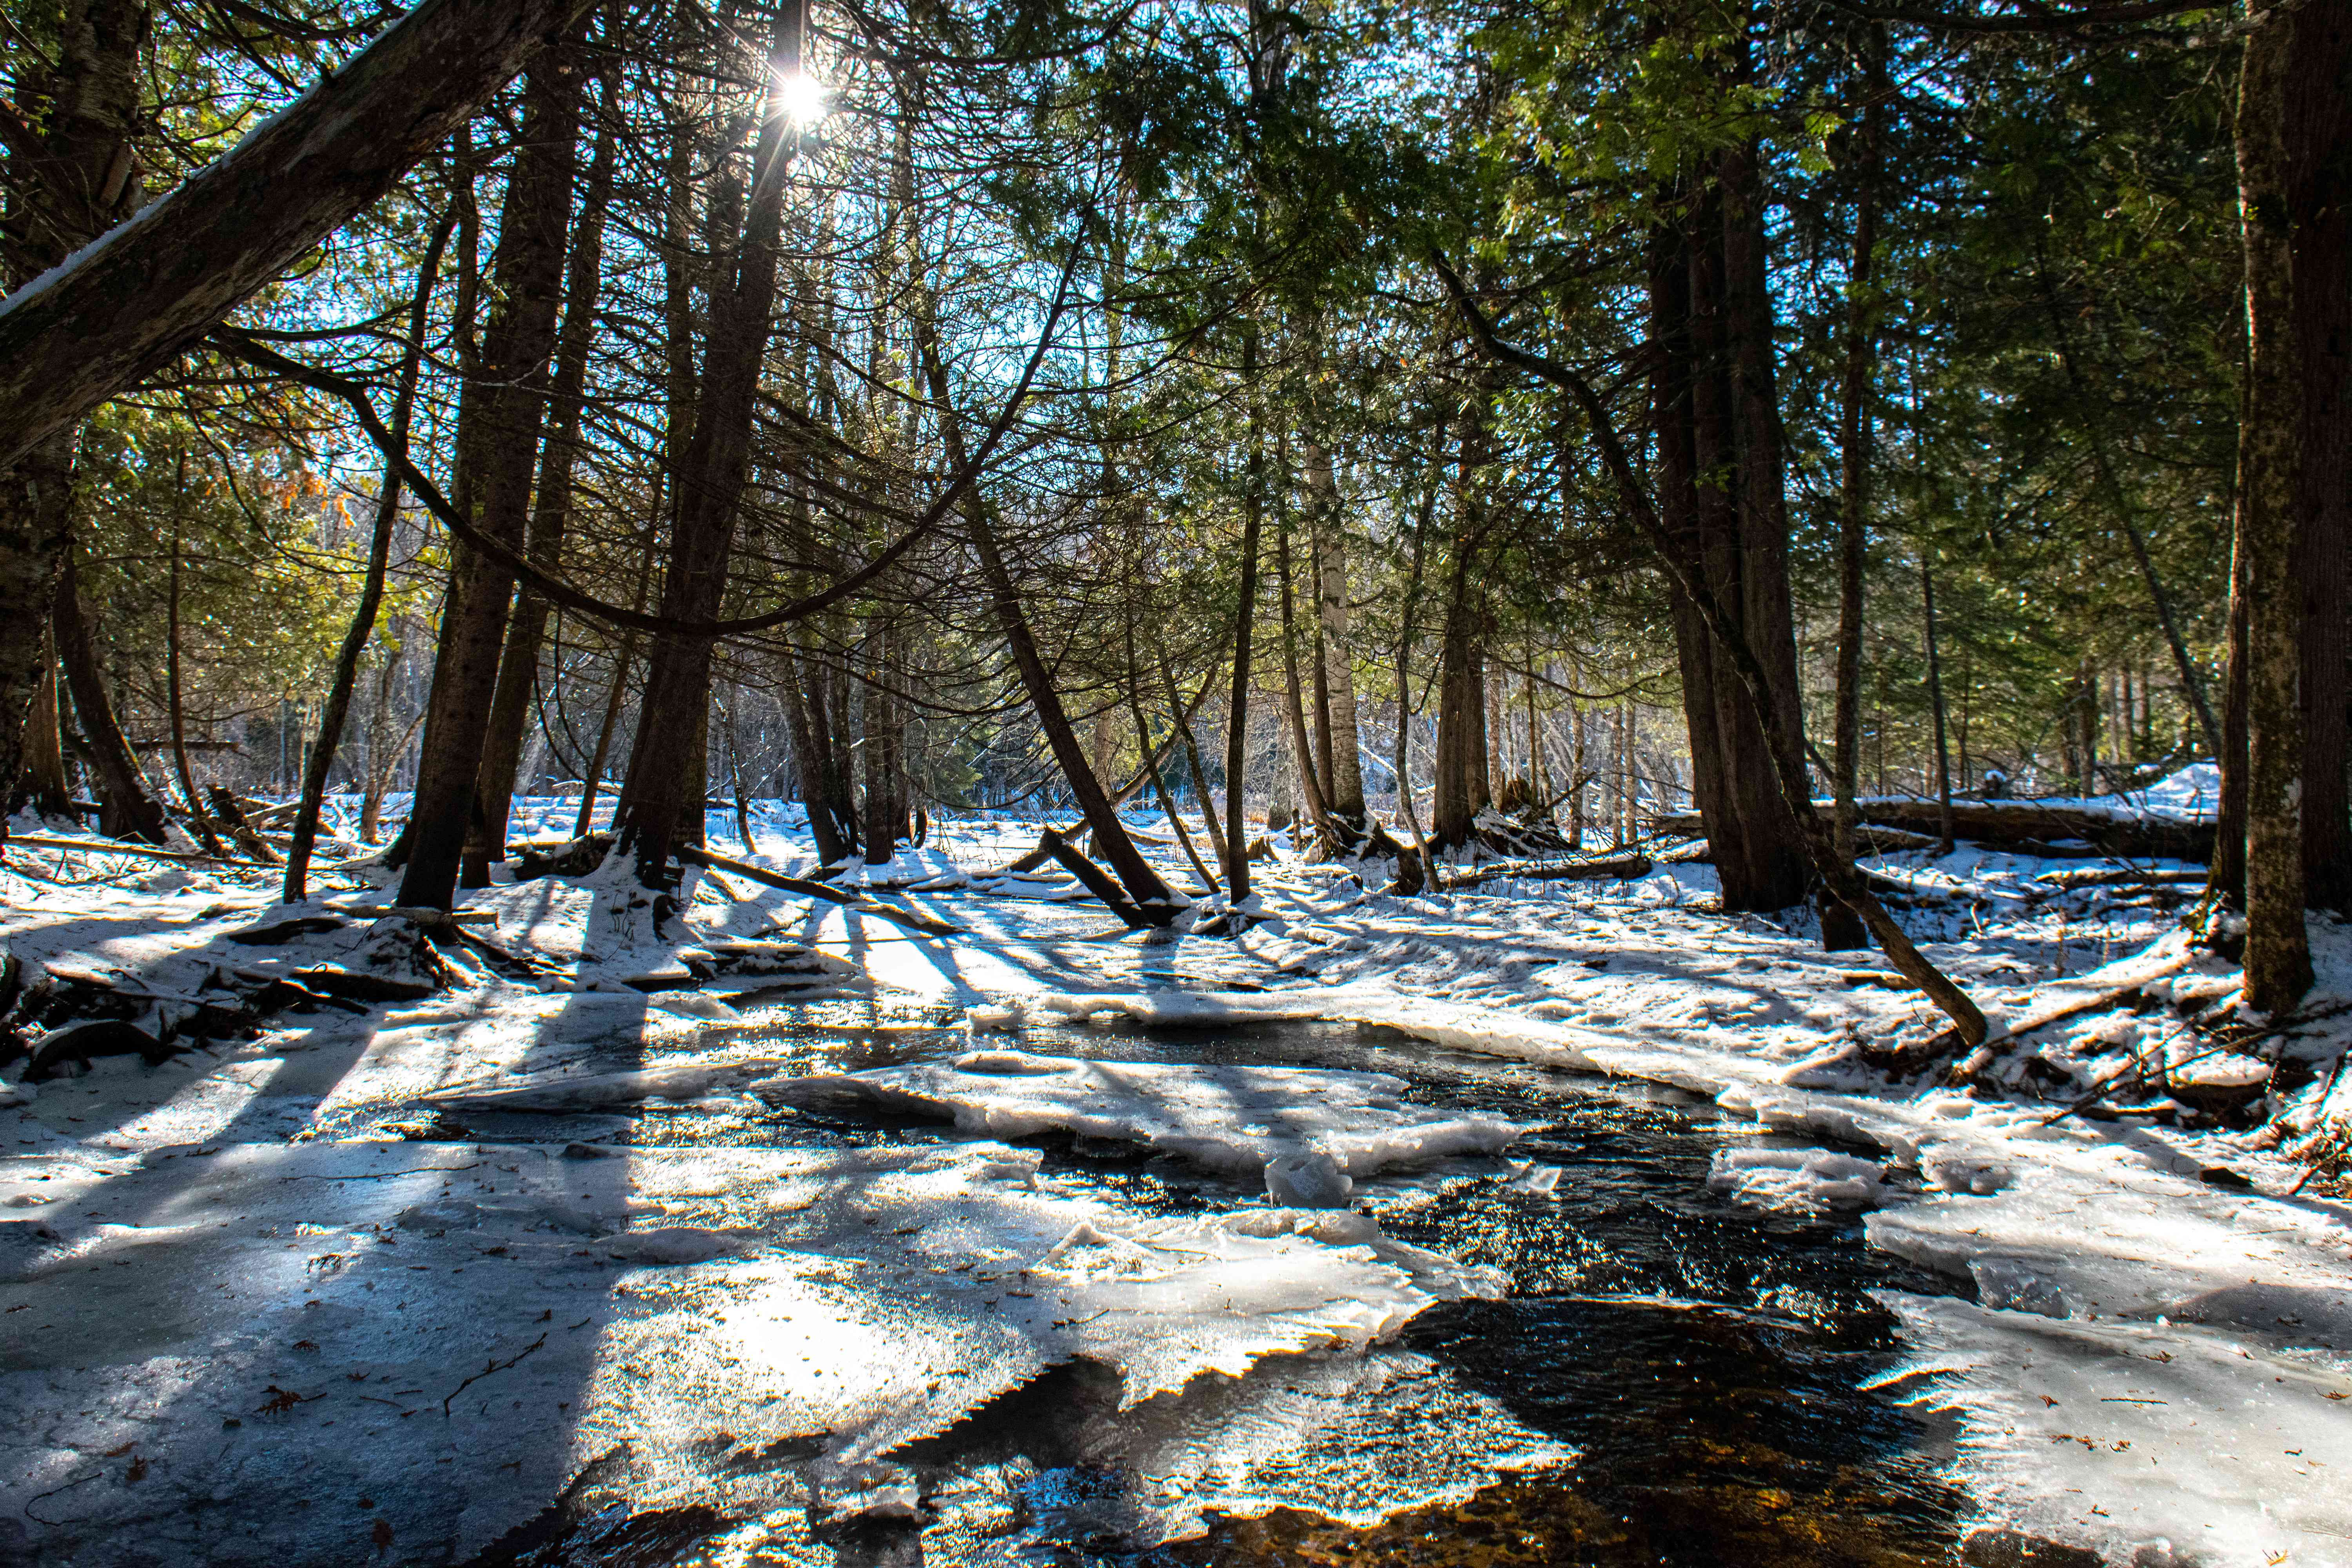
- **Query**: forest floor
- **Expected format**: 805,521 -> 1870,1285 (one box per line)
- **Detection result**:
1,787 -> 2348,1568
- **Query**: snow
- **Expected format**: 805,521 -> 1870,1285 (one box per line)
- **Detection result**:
1706,1144 -> 1888,1212
5,799 -> 2350,1564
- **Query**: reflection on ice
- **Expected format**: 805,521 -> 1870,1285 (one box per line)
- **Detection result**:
750,1049 -> 1529,1183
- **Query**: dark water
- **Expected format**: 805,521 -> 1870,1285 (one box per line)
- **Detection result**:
446,1011 -> 1972,1568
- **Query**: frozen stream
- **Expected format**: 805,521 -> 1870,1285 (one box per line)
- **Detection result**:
414,1011 -> 1971,1566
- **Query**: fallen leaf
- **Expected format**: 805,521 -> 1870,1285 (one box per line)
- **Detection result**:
291,1339 -> 319,1352
102,1441 -> 136,1457
371,1518 -> 394,1549
125,1456 -> 147,1483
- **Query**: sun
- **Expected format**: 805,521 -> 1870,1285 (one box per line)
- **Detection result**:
775,69 -> 826,130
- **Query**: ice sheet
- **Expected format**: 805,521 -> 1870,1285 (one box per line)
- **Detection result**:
0,1137 -> 1519,1564
749,1049 -> 1529,1179
1871,1292 -> 2352,1568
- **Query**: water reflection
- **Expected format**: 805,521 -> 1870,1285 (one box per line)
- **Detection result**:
441,1013 -> 1968,1566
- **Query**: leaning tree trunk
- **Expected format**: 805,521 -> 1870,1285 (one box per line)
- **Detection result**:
2235,0 -> 2314,1013
920,334 -> 1178,914
397,47 -> 587,909
53,545 -> 169,844
284,211 -> 453,902
18,642 -> 70,820
612,6 -> 800,888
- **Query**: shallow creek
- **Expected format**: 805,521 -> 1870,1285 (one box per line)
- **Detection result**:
436,1010 -> 1974,1567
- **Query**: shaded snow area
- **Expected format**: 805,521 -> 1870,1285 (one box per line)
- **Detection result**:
3,792 -> 2350,1566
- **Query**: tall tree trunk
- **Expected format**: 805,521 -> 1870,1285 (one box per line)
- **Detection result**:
1826,29 -> 1883,950
919,335 -> 1178,914
1304,431 -> 1365,819
1922,554 -> 1955,857
611,4 -> 800,890
1431,544 -> 1488,854
777,642 -> 852,863
1225,330 -> 1265,902
2236,0 -> 2314,1010
164,487 -> 225,855
861,625 -> 904,865
53,543 -> 168,844
0,0 -> 148,831
1430,379 -> 1491,854
397,47 -> 586,908
18,642 -> 70,819
1276,508 -> 1333,837
1720,134 -> 1813,911
2289,0 -> 2352,912
1392,465 -> 1435,861
469,85 -> 613,880
285,209 -> 454,901
358,631 -> 407,845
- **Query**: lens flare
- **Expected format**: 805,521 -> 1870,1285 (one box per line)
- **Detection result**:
775,70 -> 826,129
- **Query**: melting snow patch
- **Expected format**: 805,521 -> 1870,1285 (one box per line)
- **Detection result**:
1870,1292 -> 2352,1568
749,1050 -> 1528,1183
1707,1146 -> 1887,1213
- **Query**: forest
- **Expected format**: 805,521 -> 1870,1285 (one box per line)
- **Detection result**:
1,0 -> 2348,1564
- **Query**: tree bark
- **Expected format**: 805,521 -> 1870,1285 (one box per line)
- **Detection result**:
1719,136 -> 1814,912
398,48 -> 587,908
285,208 -> 454,902
919,334 -> 1178,915
1276,507 -> 1334,837
52,543 -> 168,844
1305,434 -> 1365,819
0,0 -> 595,471
18,641 -> 70,819
1922,554 -> 1955,857
1223,330 -> 1265,903
1826,33 -> 1884,950
470,83 -> 613,878
2236,0 -> 2315,1010
2288,0 -> 2352,912
164,498 -> 224,854
860,625 -> 904,865
0,0 -> 149,830
610,3 -> 800,889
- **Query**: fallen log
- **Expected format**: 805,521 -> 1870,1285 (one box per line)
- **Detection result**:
1033,827 -> 1172,929
207,786 -> 282,864
991,822 -> 1083,877
1437,852 -> 1653,892
674,844 -> 961,937
2033,866 -> 2210,891
1,834 -> 222,864
1648,803 -> 2212,862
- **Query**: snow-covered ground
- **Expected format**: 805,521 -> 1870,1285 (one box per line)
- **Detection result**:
2,785 -> 2347,1566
